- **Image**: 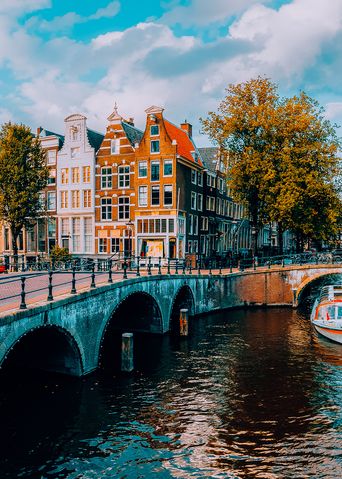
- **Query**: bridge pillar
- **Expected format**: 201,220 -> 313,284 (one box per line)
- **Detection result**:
180,308 -> 189,336
121,333 -> 134,372
292,288 -> 298,308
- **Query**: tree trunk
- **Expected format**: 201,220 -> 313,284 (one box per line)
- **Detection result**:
277,222 -> 284,255
295,231 -> 301,254
11,227 -> 19,272
251,224 -> 259,257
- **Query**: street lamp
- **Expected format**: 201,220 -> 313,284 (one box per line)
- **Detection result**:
125,219 -> 134,257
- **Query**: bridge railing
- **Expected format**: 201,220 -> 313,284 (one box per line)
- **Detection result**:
1,253 -> 341,312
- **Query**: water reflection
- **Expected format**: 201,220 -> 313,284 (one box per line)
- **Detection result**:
0,308 -> 341,478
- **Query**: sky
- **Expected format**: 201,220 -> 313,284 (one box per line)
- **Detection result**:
0,0 -> 341,146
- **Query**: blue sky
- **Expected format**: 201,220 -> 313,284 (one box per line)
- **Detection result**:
0,0 -> 341,146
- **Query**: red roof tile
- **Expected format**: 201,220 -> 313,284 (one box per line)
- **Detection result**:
164,119 -> 203,167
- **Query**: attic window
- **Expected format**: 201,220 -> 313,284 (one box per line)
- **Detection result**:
70,126 -> 79,141
191,151 -> 198,162
111,139 -> 120,155
150,125 -> 159,136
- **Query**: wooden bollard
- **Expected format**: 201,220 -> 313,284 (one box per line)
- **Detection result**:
121,333 -> 134,372
179,308 -> 189,336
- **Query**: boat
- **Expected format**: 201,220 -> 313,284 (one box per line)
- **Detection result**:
311,285 -> 342,344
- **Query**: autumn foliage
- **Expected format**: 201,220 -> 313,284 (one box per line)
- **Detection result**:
201,77 -> 341,253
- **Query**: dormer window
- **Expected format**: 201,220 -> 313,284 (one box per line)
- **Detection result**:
150,125 -> 159,136
191,151 -> 198,163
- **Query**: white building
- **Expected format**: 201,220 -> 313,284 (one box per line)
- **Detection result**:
57,114 -> 103,256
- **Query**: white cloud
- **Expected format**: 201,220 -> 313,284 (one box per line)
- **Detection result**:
89,1 -> 120,20
0,0 -> 50,15
0,107 -> 13,124
161,0 -> 263,27
325,102 -> 342,122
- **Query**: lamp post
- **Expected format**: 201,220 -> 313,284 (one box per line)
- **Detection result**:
125,219 -> 134,260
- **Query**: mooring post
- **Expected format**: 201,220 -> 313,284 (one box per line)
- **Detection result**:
158,256 -> 162,275
121,333 -> 134,372
179,308 -> 189,336
19,277 -> 27,309
136,256 -> 140,277
108,259 -> 113,283
90,264 -> 96,288
71,267 -> 76,294
47,271 -> 54,301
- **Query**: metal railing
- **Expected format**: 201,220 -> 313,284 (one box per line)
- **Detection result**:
1,252 -> 341,312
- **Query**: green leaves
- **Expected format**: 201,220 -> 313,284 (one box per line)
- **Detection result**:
0,122 -> 49,250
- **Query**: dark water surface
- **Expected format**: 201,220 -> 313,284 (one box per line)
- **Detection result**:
0,308 -> 342,478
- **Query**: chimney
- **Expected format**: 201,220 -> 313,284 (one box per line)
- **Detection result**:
180,120 -> 192,138
36,126 -> 43,137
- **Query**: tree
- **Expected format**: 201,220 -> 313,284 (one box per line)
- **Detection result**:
201,77 -> 280,254
201,77 -> 342,254
49,245 -> 71,263
0,123 -> 49,268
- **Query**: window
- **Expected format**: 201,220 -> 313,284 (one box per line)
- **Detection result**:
111,139 -> 120,154
118,166 -> 130,188
61,218 -> 69,236
198,172 -> 203,186
71,147 -> 80,159
83,166 -> 90,183
139,186 -> 147,206
138,161 -> 147,178
101,167 -> 112,189
206,196 -> 215,211
60,191 -> 68,208
72,218 -> 80,252
47,191 -> 56,210
191,170 -> 197,184
48,169 -> 56,185
48,218 -> 56,238
194,215 -> 198,235
189,214 -> 193,235
151,161 -> 160,181
188,240 -> 193,253
84,218 -> 92,252
193,240 -> 198,252
151,186 -> 160,205
83,190 -> 91,208
118,197 -> 130,220
162,219 -> 167,233
101,198 -> 112,220
150,125 -> 159,136
198,193 -> 203,211
47,150 -> 56,165
151,140 -> 160,154
179,218 -> 185,234
71,190 -> 80,208
38,192 -> 45,209
61,168 -> 68,184
164,185 -> 172,206
201,216 -> 208,230
191,192 -> 196,210
72,167 -> 80,183
70,126 -> 79,141
111,238 -> 120,253
98,238 -> 107,253
163,159 -> 173,176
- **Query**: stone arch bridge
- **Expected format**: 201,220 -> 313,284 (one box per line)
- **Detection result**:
0,264 -> 341,376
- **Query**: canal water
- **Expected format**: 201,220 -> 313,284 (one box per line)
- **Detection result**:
0,307 -> 342,478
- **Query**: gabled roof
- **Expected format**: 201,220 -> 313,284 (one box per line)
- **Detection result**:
87,128 -> 104,152
122,121 -> 143,147
164,119 -> 203,167
198,147 -> 219,173
39,128 -> 64,142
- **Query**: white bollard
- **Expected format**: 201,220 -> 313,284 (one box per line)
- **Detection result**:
179,308 -> 189,336
121,333 -> 134,372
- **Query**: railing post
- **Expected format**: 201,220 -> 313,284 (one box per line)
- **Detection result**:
19,277 -> 27,309
123,258 -> 128,279
182,258 -> 186,275
148,257 -> 152,276
21,255 -> 25,272
47,271 -> 53,301
189,262 -> 192,275
158,256 -> 162,275
253,257 -> 256,270
71,267 -> 76,294
229,259 -> 233,273
136,256 -> 140,277
316,254 -> 319,265
198,256 -> 201,275
91,264 -> 96,288
108,259 -> 113,283
175,259 -> 179,275
219,260 -> 222,275
299,255 -> 302,266
268,258 -> 271,269
167,257 -> 171,275
281,258 -> 285,268
209,260 -> 212,275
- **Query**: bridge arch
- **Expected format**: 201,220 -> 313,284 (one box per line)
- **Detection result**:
297,272 -> 342,306
97,290 -> 164,369
0,325 -> 84,376
169,284 -> 195,333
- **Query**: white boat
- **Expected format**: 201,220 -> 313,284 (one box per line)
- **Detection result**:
310,285 -> 342,344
